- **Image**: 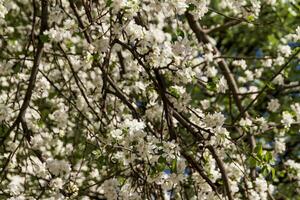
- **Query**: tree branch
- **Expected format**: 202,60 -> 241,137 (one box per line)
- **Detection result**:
207,19 -> 242,34
185,11 -> 257,180
208,146 -> 234,200
233,48 -> 300,123
1,0 -> 49,143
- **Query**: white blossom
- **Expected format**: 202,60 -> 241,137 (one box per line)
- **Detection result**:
265,0 -> 276,5
0,1 -> 8,19
286,159 -> 300,170
190,0 -> 209,19
50,178 -> 64,191
267,99 -> 280,112
102,179 -> 119,200
201,99 -> 211,110
0,0 -> 299,198
46,159 -> 71,176
296,26 -> 300,40
123,119 -> 145,133
262,59 -> 273,68
8,175 -> 25,195
291,103 -> 300,122
31,134 -> 44,149
173,0 -> 188,14
274,137 -> 286,154
233,59 -> 247,70
281,111 -> 294,128
217,76 -> 228,93
206,66 -> 218,77
272,74 -> 284,85
204,112 -> 225,128
240,118 -> 252,127
278,45 -> 292,57
170,85 -> 186,96
0,103 -> 8,121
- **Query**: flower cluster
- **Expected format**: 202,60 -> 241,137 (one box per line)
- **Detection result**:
0,0 -> 299,199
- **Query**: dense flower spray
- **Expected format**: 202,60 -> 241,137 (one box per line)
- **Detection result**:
0,0 -> 299,199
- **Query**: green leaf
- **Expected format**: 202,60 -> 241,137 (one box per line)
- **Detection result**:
246,15 -> 255,22
66,40 -> 74,48
39,34 -> 50,43
158,156 -> 166,164
172,159 -> 177,172
256,143 -> 263,160
266,83 -> 275,90
106,0 -> 113,6
262,165 -> 268,177
176,28 -> 185,39
78,143 -> 85,151
206,81 -> 217,92
12,63 -> 21,73
92,150 -> 101,159
264,151 -> 273,163
0,124 -> 9,138
271,167 -> 276,180
278,170 -> 286,177
169,87 -> 180,99
187,3 -> 196,11
247,156 -> 257,168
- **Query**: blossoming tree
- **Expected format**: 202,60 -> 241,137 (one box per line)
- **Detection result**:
0,0 -> 300,199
